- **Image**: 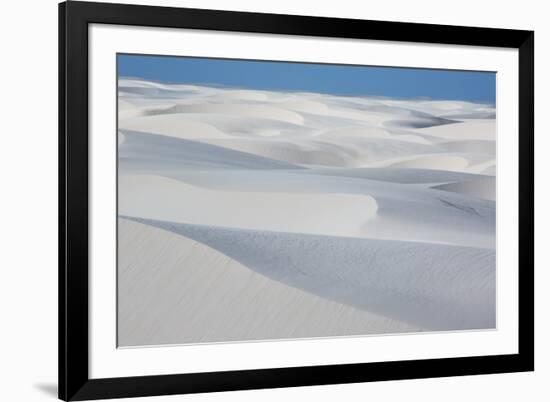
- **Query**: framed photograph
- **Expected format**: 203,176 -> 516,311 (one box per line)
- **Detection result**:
59,1 -> 534,400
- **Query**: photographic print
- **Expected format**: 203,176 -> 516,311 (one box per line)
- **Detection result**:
117,54 -> 496,347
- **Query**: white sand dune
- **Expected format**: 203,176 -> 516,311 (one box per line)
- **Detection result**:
197,136 -> 445,167
117,78 -> 497,346
197,137 -> 367,167
318,126 -> 432,145
119,170 -> 494,248
300,167 -> 487,184
119,129 -> 302,170
119,174 -> 378,239
438,139 -> 495,155
386,100 -> 495,120
121,217 -> 495,335
415,119 -> 496,141
431,176 -> 496,201
119,114 -> 231,139
151,103 -> 306,125
387,154 -> 470,171
119,218 -> 420,346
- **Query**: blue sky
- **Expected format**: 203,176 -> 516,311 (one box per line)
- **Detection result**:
118,54 -> 496,103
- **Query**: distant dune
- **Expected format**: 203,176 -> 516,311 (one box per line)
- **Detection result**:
117,78 -> 496,347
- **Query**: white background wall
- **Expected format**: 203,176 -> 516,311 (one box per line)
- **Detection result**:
0,0 -> 545,401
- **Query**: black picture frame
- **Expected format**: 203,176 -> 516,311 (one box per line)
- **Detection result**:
59,1 -> 534,400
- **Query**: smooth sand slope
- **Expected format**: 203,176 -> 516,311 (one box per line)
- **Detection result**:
117,78 -> 497,346
119,218 -> 420,346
